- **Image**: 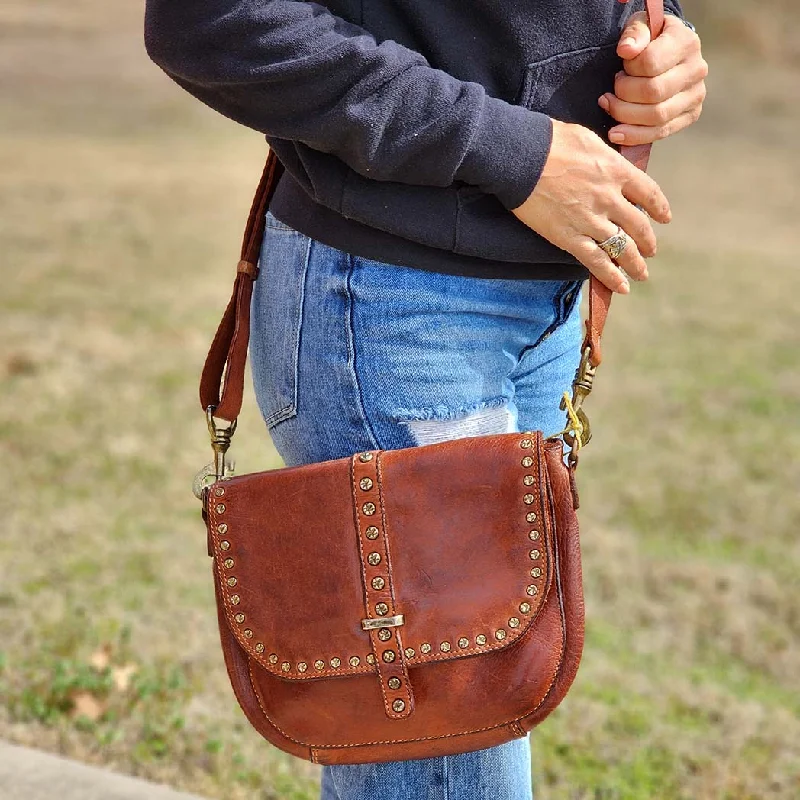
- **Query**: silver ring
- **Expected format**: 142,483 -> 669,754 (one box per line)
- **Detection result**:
596,226 -> 628,261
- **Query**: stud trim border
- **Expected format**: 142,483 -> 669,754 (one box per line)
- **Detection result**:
207,432 -> 552,681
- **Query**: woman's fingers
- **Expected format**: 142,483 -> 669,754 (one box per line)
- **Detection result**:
622,167 -> 671,223
601,83 -> 705,129
611,196 -> 657,259
589,218 -> 649,282
609,107 -> 703,146
570,238 -> 631,295
613,61 -> 706,106
600,79 -> 706,146
601,17 -> 708,146
622,14 -> 701,78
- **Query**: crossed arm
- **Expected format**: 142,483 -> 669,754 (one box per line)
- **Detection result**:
146,3 -> 707,292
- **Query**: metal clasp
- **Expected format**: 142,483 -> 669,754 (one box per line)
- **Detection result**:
192,408 -> 237,500
361,615 -> 405,631
559,345 -> 597,466
206,406 -> 237,480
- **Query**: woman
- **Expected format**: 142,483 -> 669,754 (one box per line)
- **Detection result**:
146,1 -> 706,796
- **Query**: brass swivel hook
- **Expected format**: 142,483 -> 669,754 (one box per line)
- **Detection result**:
559,346 -> 597,467
193,407 -> 237,500
206,406 -> 237,481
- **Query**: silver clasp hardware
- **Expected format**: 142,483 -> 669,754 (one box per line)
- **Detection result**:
192,460 -> 236,501
361,615 -> 405,631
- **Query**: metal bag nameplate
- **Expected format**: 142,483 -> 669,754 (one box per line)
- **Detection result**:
361,615 -> 405,631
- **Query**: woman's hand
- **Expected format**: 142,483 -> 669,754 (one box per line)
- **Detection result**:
600,11 -> 708,146
510,119 -> 671,294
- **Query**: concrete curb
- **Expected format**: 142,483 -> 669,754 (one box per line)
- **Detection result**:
0,741 -> 209,800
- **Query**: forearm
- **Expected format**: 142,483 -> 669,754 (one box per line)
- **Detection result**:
144,0 -> 551,209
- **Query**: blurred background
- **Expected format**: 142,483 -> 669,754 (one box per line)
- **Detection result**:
0,2 -> 797,798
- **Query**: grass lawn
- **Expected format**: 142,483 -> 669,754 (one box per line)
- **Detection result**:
1,2 -> 798,798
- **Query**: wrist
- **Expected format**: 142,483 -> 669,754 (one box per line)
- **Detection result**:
455,97 -> 553,211
664,5 -> 696,32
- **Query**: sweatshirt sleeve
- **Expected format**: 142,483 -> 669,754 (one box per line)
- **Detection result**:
144,0 -> 551,210
663,1 -> 686,21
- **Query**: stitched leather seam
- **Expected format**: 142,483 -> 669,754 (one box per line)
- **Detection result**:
536,432 -> 556,606
202,286 -> 238,412
374,451 -> 414,716
352,452 -> 414,719
351,454 -> 392,716
221,279 -> 248,415
246,656 -> 546,749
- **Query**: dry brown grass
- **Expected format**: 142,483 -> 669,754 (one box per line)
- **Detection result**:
689,0 -> 800,64
1,2 -> 798,799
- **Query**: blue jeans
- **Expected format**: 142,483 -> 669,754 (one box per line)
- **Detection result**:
250,210 -> 583,799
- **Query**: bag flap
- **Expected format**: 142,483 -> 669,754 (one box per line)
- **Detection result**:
207,431 -> 555,680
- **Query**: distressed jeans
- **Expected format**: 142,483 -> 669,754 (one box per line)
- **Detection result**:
250,210 -> 583,800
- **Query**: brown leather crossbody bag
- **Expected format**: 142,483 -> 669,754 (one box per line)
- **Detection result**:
194,1 -> 664,766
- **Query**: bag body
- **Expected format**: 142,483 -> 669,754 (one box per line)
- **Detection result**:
206,432 -> 584,764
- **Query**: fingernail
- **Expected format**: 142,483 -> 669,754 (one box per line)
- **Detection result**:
616,70 -> 626,81
621,37 -> 636,48
598,95 -> 610,111
619,279 -> 631,294
609,130 -> 625,144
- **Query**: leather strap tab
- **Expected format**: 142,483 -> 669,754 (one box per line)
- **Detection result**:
236,260 -> 259,279
351,451 -> 415,720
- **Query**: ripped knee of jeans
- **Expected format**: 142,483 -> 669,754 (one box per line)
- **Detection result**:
398,401 -> 516,447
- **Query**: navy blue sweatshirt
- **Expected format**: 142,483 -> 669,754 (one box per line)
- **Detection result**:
145,0 -> 683,280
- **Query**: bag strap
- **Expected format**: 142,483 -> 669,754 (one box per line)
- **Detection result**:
199,153 -> 285,423
586,0 -> 665,367
199,0 -> 665,426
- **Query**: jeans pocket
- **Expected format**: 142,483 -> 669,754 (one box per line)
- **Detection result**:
535,279 -> 583,348
557,279 -> 583,325
250,211 -> 312,430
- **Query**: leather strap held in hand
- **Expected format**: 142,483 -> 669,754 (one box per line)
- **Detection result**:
200,0 -> 664,421
587,0 -> 665,367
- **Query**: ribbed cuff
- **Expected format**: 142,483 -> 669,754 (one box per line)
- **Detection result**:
455,95 -> 553,211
